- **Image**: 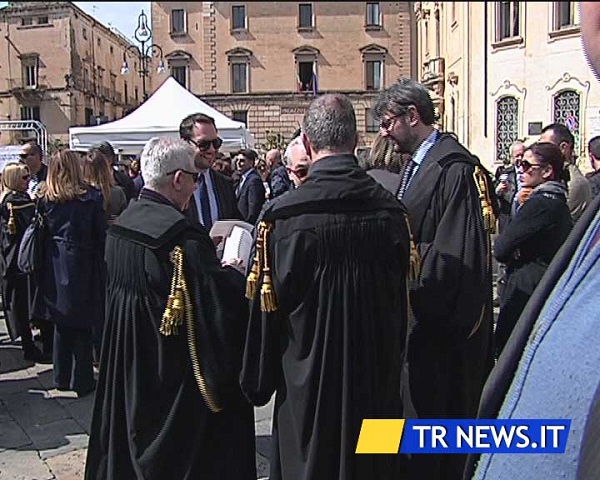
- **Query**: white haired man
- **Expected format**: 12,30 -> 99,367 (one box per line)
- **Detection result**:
85,137 -> 256,480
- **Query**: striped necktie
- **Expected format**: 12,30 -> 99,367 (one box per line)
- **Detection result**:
397,160 -> 416,200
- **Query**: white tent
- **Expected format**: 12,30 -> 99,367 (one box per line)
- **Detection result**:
69,77 -> 254,155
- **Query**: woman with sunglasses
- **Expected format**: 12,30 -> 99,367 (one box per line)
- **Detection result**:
0,163 -> 52,363
493,142 -> 573,357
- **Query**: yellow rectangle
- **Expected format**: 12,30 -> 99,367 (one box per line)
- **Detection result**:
355,419 -> 405,454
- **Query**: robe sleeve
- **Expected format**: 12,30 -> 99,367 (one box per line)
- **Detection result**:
182,232 -> 250,409
411,162 -> 489,342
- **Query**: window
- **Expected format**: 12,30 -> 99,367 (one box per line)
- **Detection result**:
496,1 -> 520,42
171,65 -> 187,89
97,37 -> 101,47
83,68 -> 90,90
171,9 -> 186,34
85,107 -> 94,126
134,87 -> 139,102
366,60 -> 382,90
21,17 -> 33,26
110,73 -> 117,99
554,89 -> 581,154
232,110 -> 248,126
297,61 -> 316,92
20,106 -> 40,121
231,62 -> 248,93
37,16 -> 48,25
553,2 -> 578,30
366,3 -> 381,27
82,27 -> 87,39
124,81 -> 128,102
365,108 -> 378,133
110,45 -> 114,54
232,5 -> 246,30
495,96 -> 519,164
299,4 -> 313,29
22,57 -> 39,88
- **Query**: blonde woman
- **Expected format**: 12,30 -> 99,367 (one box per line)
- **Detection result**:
33,150 -> 107,396
82,150 -> 127,224
0,163 -> 52,362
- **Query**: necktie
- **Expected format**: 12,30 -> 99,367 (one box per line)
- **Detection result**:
397,160 -> 417,200
198,172 -> 213,231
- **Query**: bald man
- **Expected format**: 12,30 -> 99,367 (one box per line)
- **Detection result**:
266,148 -> 291,199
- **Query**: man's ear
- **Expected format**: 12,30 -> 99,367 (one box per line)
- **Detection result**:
301,133 -> 313,161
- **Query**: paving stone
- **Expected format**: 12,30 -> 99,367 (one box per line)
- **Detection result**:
4,391 -> 69,431
0,377 -> 42,398
0,449 -> 53,480
0,420 -> 32,450
28,419 -> 88,459
256,452 -> 270,480
44,448 -> 87,480
61,397 -> 94,434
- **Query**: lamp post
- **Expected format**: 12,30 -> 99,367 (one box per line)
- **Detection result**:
120,10 -> 165,102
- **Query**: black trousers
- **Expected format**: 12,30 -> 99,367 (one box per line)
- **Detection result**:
53,324 -> 94,393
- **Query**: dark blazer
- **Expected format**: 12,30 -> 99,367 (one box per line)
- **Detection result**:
236,169 -> 265,225
463,194 -> 600,480
184,169 -> 241,226
113,169 -> 135,202
268,164 -> 291,199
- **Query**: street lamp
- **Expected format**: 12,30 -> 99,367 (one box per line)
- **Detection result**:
120,10 -> 165,101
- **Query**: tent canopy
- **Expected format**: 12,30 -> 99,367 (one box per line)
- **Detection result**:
69,77 -> 254,155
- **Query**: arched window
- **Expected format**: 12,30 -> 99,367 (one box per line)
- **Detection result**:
553,89 -> 581,153
495,96 -> 519,164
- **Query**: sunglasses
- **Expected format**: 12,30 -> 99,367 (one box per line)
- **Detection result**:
19,153 -> 32,159
287,166 -> 309,179
167,169 -> 200,182
188,138 -> 223,151
519,160 -> 544,173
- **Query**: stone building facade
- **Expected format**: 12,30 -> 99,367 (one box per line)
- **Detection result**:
414,1 -> 599,172
151,2 -> 415,151
0,2 -> 144,147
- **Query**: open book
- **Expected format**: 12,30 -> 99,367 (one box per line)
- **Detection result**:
209,220 -> 254,274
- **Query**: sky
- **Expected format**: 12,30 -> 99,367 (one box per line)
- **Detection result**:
0,2 -> 152,43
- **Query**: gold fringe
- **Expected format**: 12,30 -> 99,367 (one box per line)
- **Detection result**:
245,221 -> 266,300
160,246 -> 185,336
259,222 -> 278,312
7,203 -> 16,235
473,166 -> 497,235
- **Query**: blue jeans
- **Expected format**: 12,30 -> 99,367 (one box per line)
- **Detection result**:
53,324 -> 94,394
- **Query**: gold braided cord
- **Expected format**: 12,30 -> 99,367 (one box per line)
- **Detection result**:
7,203 -> 16,235
159,247 -> 185,336
259,222 -> 278,312
245,221 -> 265,300
473,166 -> 497,235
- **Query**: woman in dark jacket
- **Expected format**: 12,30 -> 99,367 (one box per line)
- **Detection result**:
494,142 -> 573,357
0,163 -> 50,362
34,150 -> 107,396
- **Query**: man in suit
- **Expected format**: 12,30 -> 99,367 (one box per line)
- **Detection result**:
234,149 -> 265,225
266,148 -> 291,199
179,113 -> 240,230
19,141 -> 48,199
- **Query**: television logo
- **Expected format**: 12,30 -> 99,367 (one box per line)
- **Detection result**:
355,419 -> 571,454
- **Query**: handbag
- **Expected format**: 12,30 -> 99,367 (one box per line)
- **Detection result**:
17,198 -> 46,275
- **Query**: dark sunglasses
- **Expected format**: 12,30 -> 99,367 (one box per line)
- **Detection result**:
167,169 -> 200,182
188,137 -> 223,151
19,153 -> 32,159
519,160 -> 544,173
287,166 -> 309,179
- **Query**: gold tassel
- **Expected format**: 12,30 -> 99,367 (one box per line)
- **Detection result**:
405,218 -> 421,283
7,203 -> 16,235
473,166 -> 497,235
245,221 -> 265,300
260,222 -> 278,312
160,246 -> 185,336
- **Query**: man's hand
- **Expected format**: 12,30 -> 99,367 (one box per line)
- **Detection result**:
222,257 -> 245,274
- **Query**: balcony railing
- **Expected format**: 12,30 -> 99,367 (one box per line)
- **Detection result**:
422,57 -> 445,86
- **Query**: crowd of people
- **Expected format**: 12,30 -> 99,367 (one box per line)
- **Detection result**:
1,5 -> 600,478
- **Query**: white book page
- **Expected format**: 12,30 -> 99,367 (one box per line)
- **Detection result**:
222,226 -> 254,274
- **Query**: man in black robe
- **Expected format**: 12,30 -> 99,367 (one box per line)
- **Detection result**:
240,94 -> 412,480
375,78 -> 495,480
85,137 -> 256,480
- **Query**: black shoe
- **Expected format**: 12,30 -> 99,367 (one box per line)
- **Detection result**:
75,381 -> 96,398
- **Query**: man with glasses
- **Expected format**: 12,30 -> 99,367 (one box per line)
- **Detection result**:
179,113 -> 241,230
375,78 -> 494,480
19,142 -> 47,199
86,137 -> 256,480
283,135 -> 310,188
234,149 -> 265,225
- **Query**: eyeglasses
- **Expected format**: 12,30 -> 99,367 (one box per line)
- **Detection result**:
166,169 -> 200,182
188,137 -> 223,151
19,153 -> 32,159
380,115 -> 403,131
287,166 -> 309,179
519,160 -> 544,173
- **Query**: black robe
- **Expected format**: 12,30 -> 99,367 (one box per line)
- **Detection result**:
401,134 -> 495,480
240,154 -> 411,480
85,192 -> 256,480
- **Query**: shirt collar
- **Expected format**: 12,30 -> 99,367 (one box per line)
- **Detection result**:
412,129 -> 440,167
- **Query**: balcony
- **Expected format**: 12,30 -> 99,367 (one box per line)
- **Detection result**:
422,57 -> 445,88
8,78 -> 47,102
